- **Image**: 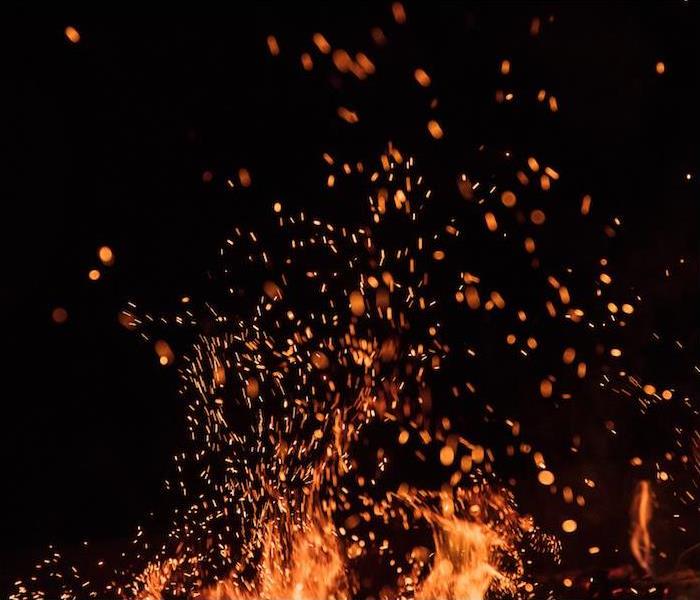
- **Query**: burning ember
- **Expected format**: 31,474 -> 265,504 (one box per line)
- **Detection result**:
10,4 -> 700,600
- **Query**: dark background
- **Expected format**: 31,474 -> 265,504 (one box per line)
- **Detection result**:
3,1 -> 699,593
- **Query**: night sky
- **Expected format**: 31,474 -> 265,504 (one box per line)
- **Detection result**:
3,2 -> 699,597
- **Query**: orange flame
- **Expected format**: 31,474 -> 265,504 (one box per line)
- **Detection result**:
131,499 -> 350,600
416,516 -> 508,600
399,487 -> 532,600
204,515 -> 350,600
629,480 -> 653,576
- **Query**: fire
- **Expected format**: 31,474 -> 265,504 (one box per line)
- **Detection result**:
393,485 -> 541,600
12,141 -> 562,599
130,462 -> 353,600
132,483 -> 525,600
12,5 -> 697,597
204,514 -> 350,600
629,480 -> 654,577
416,517 -> 508,600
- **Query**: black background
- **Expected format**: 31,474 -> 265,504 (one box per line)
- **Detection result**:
3,1 -> 699,593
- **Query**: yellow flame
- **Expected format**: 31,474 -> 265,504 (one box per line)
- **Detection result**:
416,516 -> 506,600
205,515 -> 350,600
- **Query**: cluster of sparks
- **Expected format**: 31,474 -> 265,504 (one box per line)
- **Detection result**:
16,4 -> 699,600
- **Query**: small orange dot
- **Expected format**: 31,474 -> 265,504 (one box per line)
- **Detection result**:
540,379 -> 553,398
655,61 -> 665,75
98,246 -> 114,266
266,35 -> 280,56
439,446 -> 455,466
501,190 -> 516,207
312,33 -> 331,54
530,209 -> 546,225
301,53 -> 313,71
484,212 -> 498,231
238,168 -> 252,187
52,307 -> 68,324
537,470 -> 555,486
155,340 -> 174,366
414,68 -> 431,87
65,26 -> 80,43
562,519 -> 577,533
88,269 -> 101,281
427,120 -> 443,139
562,347 -> 576,364
392,2 -> 407,24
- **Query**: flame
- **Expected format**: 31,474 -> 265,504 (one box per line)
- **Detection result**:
131,481 -> 532,600
11,2 -> 700,596
629,480 -> 654,576
14,139 -> 569,599
130,485 -> 351,600
397,487 -> 534,600
416,517 -> 507,600
204,514 -> 350,600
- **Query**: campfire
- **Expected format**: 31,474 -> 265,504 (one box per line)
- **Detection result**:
10,4 -> 699,600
